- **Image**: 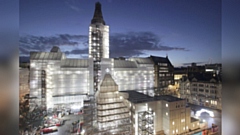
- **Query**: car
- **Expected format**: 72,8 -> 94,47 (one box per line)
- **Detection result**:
41,126 -> 58,134
55,123 -> 61,126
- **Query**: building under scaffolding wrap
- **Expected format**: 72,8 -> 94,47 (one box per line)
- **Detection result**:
29,47 -> 94,111
95,73 -> 132,134
82,95 -> 98,135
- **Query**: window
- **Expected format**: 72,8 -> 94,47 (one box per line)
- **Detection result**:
181,119 -> 185,122
199,89 -> 204,92
172,121 -> 175,125
166,104 -> 168,107
210,85 -> 216,88
193,84 -> 197,86
166,112 -> 168,116
210,90 -> 215,94
193,88 -> 197,92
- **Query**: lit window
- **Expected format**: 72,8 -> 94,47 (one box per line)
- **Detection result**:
183,127 -> 185,130
166,112 -> 168,116
166,103 -> 168,107
173,130 -> 175,134
181,119 -> 185,122
172,121 -> 175,125
176,129 -> 178,133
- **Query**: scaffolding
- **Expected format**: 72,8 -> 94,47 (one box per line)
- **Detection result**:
96,73 -> 132,135
82,95 -> 98,135
138,110 -> 154,135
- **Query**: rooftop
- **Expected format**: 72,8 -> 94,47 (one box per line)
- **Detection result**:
129,57 -> 153,65
184,72 -> 222,83
91,2 -> 106,25
149,55 -> 174,67
114,60 -> 137,68
60,59 -> 89,68
30,52 -> 65,60
121,90 -> 184,103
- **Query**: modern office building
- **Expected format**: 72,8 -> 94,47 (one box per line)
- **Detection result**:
149,55 -> 174,95
179,73 -> 222,110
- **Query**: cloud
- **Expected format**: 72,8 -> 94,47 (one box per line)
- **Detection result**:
19,34 -> 88,55
109,31 -> 188,58
64,48 -> 88,55
65,0 -> 81,12
19,31 -> 188,58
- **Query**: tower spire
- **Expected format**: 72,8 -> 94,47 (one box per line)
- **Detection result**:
91,2 -> 106,25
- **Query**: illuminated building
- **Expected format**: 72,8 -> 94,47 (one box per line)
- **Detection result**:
89,2 -> 109,92
96,73 -> 131,134
121,90 -> 201,135
149,55 -> 174,95
28,48 -> 155,111
29,46 -> 94,110
26,2 -> 215,134
100,58 -> 155,95
179,73 -> 222,110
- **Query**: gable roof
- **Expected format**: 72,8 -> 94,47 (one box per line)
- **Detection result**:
149,55 -> 173,67
187,73 -> 221,83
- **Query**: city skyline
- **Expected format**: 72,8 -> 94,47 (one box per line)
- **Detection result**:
19,0 -> 221,67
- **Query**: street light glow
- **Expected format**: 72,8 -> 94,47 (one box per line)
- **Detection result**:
196,109 -> 214,117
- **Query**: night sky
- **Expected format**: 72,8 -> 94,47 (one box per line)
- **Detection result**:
19,0 -> 221,67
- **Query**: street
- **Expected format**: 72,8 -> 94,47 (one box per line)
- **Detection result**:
45,114 -> 83,135
188,103 -> 222,135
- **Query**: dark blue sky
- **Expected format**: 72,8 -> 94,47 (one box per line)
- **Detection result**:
19,0 -> 221,67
